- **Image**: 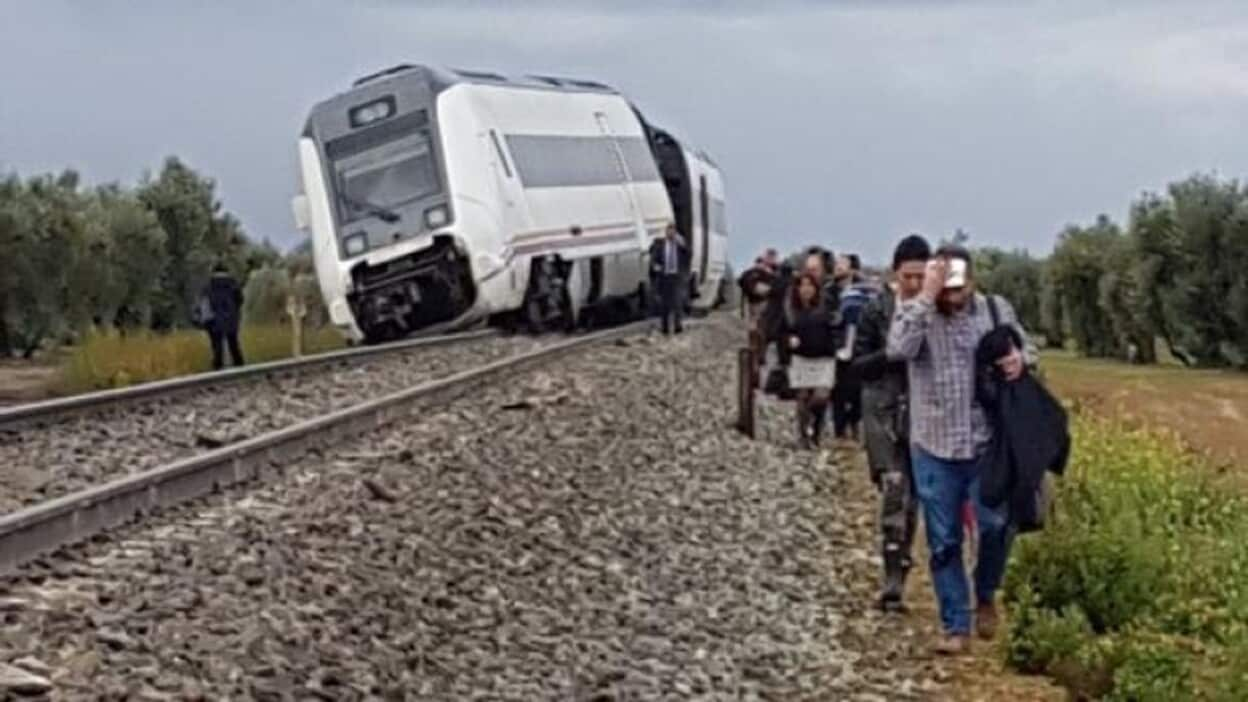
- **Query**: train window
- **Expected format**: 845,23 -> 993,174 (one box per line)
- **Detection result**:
489,130 -> 513,178
503,134 -> 660,189
711,198 -> 728,235
327,112 -> 441,224
616,138 -> 661,183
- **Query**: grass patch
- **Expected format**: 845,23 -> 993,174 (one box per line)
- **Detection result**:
1041,350 -> 1248,467
56,324 -> 346,393
1003,412 -> 1248,700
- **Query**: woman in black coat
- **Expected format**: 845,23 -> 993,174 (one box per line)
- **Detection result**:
785,272 -> 839,448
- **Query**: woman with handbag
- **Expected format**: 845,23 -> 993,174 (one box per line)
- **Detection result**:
785,272 -> 839,449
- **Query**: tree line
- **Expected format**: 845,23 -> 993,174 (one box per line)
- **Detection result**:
964,173 -> 1248,368
5,159 -> 1244,367
0,157 -> 326,358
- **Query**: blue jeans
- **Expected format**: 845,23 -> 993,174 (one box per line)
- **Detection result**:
912,445 -> 1014,635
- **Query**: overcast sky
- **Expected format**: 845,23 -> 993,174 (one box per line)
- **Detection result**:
3,0 -> 1248,266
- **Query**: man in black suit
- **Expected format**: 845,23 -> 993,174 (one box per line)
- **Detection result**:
649,224 -> 690,335
200,262 -> 245,370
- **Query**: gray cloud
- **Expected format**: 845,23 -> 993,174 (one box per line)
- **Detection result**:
3,1 -> 1248,266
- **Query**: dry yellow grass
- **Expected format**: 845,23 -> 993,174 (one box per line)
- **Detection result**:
1041,350 -> 1248,468
56,324 -> 346,394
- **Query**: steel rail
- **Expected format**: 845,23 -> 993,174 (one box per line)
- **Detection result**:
0,321 -> 650,575
0,328 -> 500,430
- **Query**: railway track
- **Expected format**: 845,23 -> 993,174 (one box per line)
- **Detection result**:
0,328 -> 498,430
0,321 -> 649,576
0,330 -> 528,515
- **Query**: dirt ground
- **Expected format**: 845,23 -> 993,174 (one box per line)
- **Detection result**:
830,439 -> 1067,701
0,359 -> 57,406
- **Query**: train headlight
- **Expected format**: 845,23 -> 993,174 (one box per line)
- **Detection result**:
424,205 -> 449,229
348,97 -> 395,128
344,232 -> 368,257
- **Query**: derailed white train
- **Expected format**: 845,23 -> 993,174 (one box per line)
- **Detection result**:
291,64 -> 728,343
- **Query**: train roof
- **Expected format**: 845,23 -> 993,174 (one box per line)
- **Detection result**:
350,63 -> 620,96
323,63 -> 721,169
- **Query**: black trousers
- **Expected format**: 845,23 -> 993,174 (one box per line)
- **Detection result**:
655,273 -> 684,334
207,323 -> 244,370
832,361 -> 862,437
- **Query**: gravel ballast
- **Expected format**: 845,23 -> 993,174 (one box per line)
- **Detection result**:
1,317 -> 960,700
0,335 -> 549,514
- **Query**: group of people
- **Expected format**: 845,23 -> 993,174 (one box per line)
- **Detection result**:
738,246 -> 876,446
740,235 -> 1064,656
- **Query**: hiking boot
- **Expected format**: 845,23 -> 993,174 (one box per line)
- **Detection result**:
878,576 -> 906,613
932,634 -> 971,656
879,553 -> 908,612
976,602 -> 999,640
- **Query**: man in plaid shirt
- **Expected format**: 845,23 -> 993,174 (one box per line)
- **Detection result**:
887,244 -> 1033,655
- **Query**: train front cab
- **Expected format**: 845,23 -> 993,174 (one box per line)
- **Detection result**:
296,66 -> 481,344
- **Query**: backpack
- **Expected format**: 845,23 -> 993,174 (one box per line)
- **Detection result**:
839,284 -> 870,327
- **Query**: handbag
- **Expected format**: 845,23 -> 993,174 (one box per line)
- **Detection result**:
763,365 -> 794,399
191,294 -> 214,329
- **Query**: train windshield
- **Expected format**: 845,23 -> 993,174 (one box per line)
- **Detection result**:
332,130 -> 439,224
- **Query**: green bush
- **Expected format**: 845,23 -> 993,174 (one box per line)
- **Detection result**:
1105,632 -> 1193,702
1003,587 -> 1092,674
1213,635 -> 1248,701
1003,413 -> 1248,699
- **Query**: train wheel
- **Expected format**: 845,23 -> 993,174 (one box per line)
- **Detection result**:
361,323 -> 395,346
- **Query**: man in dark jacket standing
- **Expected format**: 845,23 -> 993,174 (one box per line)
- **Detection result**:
852,235 -> 930,611
649,224 -> 690,335
202,262 -> 245,370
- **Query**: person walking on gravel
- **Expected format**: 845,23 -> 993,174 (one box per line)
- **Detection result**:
886,244 -> 1033,655
852,234 -> 930,612
199,262 -> 245,371
784,272 -> 839,448
832,253 -> 870,445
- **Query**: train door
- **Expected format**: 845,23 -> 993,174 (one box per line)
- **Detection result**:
594,111 -> 647,296
594,112 -> 646,249
699,174 -> 710,285
483,127 -> 531,297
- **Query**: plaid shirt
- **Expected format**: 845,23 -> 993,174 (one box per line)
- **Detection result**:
886,292 -> 1033,461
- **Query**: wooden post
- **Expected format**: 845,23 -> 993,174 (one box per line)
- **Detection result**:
286,294 -> 307,358
736,346 -> 756,439
748,328 -> 763,388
